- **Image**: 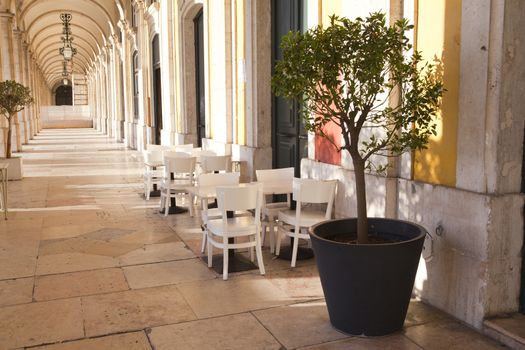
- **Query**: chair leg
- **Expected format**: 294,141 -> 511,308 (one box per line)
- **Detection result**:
268,220 -> 275,253
255,239 -> 265,276
250,236 -> 255,262
188,194 -> 194,217
201,227 -> 207,253
275,226 -> 283,256
261,221 -> 267,248
291,233 -> 300,268
207,236 -> 213,268
223,246 -> 229,280
159,195 -> 165,212
145,178 -> 150,200
164,195 -> 170,217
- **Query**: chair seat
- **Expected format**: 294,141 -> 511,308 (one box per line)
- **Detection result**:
207,216 -> 257,236
278,208 -> 327,228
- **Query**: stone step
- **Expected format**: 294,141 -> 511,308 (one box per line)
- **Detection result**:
484,313 -> 525,350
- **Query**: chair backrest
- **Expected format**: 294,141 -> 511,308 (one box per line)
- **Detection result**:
164,155 -> 196,179
143,149 -> 163,164
200,155 -> 231,173
216,183 -> 262,220
256,167 -> 294,182
293,178 -> 337,219
198,172 -> 240,187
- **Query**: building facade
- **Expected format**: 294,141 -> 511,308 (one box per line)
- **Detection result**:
0,0 -> 523,331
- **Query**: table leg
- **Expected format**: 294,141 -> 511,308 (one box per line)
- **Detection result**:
159,196 -> 188,214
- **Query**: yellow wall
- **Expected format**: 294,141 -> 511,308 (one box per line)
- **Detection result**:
413,0 -> 460,186
321,0 -> 340,25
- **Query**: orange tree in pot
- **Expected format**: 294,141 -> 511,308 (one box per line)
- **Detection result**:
0,80 -> 33,159
272,13 -> 443,335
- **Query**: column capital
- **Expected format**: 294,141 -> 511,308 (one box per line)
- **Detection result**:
0,11 -> 15,18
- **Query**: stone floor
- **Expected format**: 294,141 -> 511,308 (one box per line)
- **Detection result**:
0,128 -> 509,349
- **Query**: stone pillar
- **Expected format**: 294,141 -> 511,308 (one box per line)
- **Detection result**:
14,31 -> 29,144
6,15 -> 22,153
0,12 -> 9,156
136,0 -> 150,150
24,47 -> 34,139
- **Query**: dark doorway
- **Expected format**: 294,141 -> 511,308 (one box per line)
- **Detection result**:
132,51 -> 139,121
152,34 -> 162,145
119,61 -> 125,141
194,9 -> 205,147
519,130 -> 525,314
55,85 -> 72,105
271,0 -> 307,176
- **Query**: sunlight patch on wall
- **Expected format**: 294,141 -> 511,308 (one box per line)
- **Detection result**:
413,0 -> 460,187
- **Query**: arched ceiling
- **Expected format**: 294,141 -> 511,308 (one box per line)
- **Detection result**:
18,0 -> 124,87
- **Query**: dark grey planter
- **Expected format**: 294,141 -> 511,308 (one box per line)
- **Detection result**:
310,217 -> 426,336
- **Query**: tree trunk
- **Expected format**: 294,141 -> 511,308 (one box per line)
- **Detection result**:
6,117 -> 12,159
352,157 -> 368,243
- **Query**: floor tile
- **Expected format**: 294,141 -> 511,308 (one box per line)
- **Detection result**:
176,274 -> 295,319
298,334 -> 423,349
0,298 -> 84,349
149,313 -> 281,350
39,236 -> 142,257
0,252 -> 37,280
31,331 -> 152,350
123,259 -> 215,289
82,285 -> 197,336
484,313 -> 525,341
36,252 -> 119,275
34,268 -> 129,301
41,223 -> 104,240
253,300 -> 348,349
404,320 -> 507,350
405,300 -> 453,327
0,277 -> 34,306
265,264 -> 324,300
118,242 -> 195,266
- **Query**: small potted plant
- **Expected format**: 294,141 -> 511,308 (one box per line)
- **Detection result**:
272,13 -> 443,335
0,80 -> 34,179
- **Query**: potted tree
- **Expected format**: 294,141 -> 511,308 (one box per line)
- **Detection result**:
272,13 -> 443,335
0,80 -> 33,180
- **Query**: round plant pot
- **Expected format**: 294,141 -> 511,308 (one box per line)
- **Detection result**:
310,217 -> 426,336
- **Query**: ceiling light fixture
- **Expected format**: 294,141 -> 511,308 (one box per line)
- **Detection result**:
59,13 -> 77,61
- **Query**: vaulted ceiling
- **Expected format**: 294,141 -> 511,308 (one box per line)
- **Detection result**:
17,0 -> 125,88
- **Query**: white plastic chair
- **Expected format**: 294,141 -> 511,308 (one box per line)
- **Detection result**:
206,183 -> 265,280
143,149 -> 164,200
159,155 -> 197,216
197,172 -> 240,252
255,167 -> 294,253
200,154 -> 231,174
276,178 -> 337,267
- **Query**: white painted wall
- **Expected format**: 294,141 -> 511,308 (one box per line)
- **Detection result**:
40,106 -> 93,128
